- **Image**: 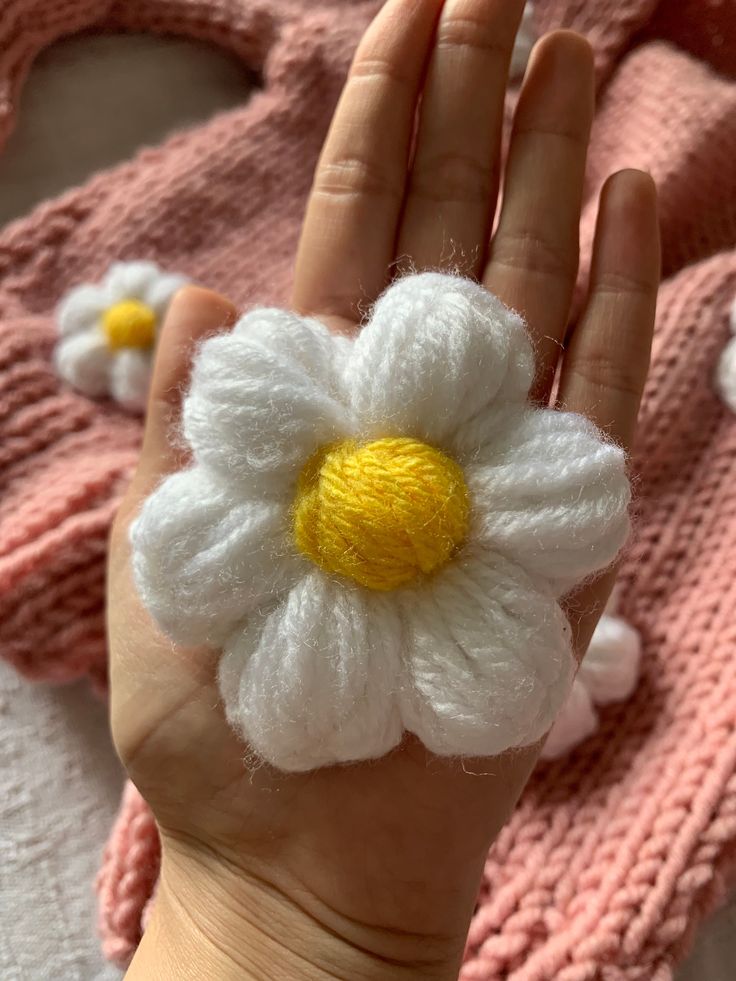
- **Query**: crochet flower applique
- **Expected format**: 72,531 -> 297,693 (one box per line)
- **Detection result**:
54,261 -> 187,412
541,591 -> 642,760
715,294 -> 736,413
131,273 -> 631,772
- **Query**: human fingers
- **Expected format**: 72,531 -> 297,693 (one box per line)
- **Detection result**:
557,169 -> 660,653
292,0 -> 444,332
396,0 -> 526,276
117,286 -> 236,525
557,169 -> 659,446
484,30 -> 595,401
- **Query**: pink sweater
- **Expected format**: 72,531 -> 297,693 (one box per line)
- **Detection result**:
1,1 -> 735,977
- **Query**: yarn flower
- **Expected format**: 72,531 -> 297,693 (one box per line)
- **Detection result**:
54,261 -> 187,412
132,272 -> 631,772
541,592 -> 641,760
715,294 -> 736,413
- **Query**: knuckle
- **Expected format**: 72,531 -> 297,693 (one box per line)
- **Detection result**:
410,151 -> 493,205
349,56 -> 415,91
314,154 -> 402,201
571,348 -> 645,401
592,268 -> 657,299
513,123 -> 589,153
492,229 -> 578,282
436,15 -> 509,60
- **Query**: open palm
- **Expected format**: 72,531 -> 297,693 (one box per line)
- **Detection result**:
109,1 -> 659,977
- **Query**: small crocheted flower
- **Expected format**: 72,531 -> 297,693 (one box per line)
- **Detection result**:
541,592 -> 641,760
715,295 -> 736,413
54,261 -> 187,412
132,272 -> 631,771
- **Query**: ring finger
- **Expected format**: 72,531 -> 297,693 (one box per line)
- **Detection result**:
484,30 -> 595,401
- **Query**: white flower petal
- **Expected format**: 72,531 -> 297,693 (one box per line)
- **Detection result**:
716,335 -> 736,413
131,466 -> 303,648
579,613 -> 641,705
466,409 -> 630,595
54,329 -> 112,397
540,679 -> 598,760
110,349 -> 152,413
144,272 -> 189,318
219,572 -> 404,771
104,261 -> 161,303
183,308 -> 352,496
399,548 -> 574,758
344,272 -> 533,447
56,284 -> 108,337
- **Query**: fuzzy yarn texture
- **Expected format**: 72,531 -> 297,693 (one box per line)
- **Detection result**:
131,273 -> 629,771
0,0 -> 735,977
541,591 -> 641,760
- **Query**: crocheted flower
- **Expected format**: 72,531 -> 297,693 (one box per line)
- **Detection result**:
715,295 -> 736,413
541,593 -> 641,760
132,273 -> 631,771
54,261 -> 187,412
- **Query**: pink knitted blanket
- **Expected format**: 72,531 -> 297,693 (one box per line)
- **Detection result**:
1,1 -> 735,977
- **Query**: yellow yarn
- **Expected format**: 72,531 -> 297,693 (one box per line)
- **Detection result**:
293,437 -> 469,591
102,299 -> 156,350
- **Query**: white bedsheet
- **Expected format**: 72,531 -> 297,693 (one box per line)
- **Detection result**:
0,661 -> 123,981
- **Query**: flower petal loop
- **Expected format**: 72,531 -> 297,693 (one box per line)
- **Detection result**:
131,467 -> 303,648
466,409 -> 631,595
399,548 -> 575,757
54,330 -> 112,397
182,309 -> 353,496
110,350 -> 154,413
57,284 -> 108,337
219,573 -> 404,772
345,272 -> 534,448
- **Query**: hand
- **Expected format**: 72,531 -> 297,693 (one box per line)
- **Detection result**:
109,1 -> 659,978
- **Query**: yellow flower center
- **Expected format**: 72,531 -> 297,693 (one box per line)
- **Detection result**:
101,299 -> 157,350
293,437 -> 469,591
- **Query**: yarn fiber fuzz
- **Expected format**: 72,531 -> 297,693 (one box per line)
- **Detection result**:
131,272 -> 630,771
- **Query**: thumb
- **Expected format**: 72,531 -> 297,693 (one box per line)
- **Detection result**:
127,284 -> 236,504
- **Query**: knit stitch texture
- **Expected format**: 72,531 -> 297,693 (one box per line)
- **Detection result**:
0,0 -> 735,978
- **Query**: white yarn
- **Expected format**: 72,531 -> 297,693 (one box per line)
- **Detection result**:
541,599 -> 642,760
131,272 -> 631,771
54,260 -> 187,413
220,572 -> 404,771
715,296 -> 736,413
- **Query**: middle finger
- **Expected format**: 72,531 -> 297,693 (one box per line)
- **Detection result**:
396,0 -> 526,276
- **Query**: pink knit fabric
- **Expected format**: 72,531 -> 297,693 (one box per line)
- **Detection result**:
1,1 -> 735,978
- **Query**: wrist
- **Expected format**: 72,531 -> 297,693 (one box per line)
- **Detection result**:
125,836 -> 467,981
